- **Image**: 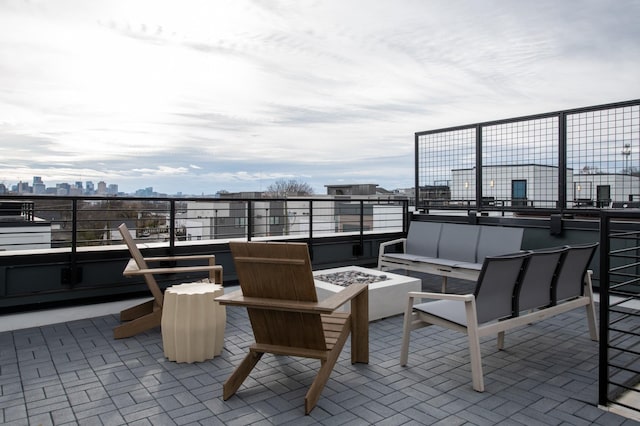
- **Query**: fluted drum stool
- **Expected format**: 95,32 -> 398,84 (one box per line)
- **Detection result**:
161,282 -> 226,363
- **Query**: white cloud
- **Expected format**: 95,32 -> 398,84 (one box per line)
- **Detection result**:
0,0 -> 639,194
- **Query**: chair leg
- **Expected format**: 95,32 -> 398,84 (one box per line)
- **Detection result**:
584,272 -> 599,341
497,331 -> 505,350
305,328 -> 350,414
120,299 -> 155,321
350,289 -> 369,364
467,329 -> 484,392
464,301 -> 484,392
399,296 -> 415,367
223,350 -> 263,400
113,309 -> 162,339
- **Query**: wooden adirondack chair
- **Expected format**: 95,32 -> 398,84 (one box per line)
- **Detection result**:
215,241 -> 369,414
114,223 -> 223,339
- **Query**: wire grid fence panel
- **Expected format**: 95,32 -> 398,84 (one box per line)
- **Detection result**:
604,223 -> 640,412
482,117 -> 559,209
567,104 -> 640,208
416,127 -> 476,209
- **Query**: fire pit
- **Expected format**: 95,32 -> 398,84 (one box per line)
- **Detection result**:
313,266 -> 421,321
314,270 -> 388,287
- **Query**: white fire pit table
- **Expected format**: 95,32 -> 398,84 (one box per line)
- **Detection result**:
313,266 -> 421,321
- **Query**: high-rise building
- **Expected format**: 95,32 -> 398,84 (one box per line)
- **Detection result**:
85,181 -> 95,195
97,181 -> 107,195
33,176 -> 46,194
107,184 -> 119,195
56,183 -> 71,196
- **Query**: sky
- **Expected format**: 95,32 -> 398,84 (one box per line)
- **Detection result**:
1,0 -> 639,196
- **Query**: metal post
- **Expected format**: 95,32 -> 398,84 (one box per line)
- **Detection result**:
476,125 -> 483,211
169,200 -> 176,251
558,112 -> 567,211
598,210 -> 611,406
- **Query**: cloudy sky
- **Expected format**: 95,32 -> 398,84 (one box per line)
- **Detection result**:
1,0 -> 639,195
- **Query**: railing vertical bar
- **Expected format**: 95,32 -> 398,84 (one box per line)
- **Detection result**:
558,112 -> 567,211
247,201 -> 253,241
359,200 -> 364,256
308,200 -> 314,260
476,124 -> 482,211
599,210 -> 611,406
70,198 -> 78,286
169,200 -> 176,251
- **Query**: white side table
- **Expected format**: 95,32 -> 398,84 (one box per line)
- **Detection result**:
161,282 -> 226,363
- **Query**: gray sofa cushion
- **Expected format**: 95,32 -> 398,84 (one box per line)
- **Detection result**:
437,223 -> 480,263
406,221 -> 442,258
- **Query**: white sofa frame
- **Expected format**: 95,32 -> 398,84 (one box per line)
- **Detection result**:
378,222 -> 524,291
399,243 -> 599,392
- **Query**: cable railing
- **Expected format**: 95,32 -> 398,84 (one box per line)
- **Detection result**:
0,195 -> 409,253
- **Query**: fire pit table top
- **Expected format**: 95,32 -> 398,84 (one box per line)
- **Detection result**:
313,266 -> 421,321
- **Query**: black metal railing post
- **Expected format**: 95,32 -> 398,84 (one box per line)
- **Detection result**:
476,124 -> 483,211
68,198 -> 79,286
247,201 -> 253,241
558,111 -> 567,211
169,200 -> 176,250
308,200 -> 314,260
598,210 -> 611,406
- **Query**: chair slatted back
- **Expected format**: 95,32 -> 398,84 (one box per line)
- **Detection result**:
230,241 -> 327,351
516,247 -> 567,312
553,243 -> 598,304
118,223 -> 163,305
474,252 -> 530,323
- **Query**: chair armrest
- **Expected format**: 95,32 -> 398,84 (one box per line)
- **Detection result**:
123,259 -> 222,277
144,255 -> 216,262
379,238 -> 406,253
318,283 -> 368,311
215,283 -> 368,315
407,291 -> 474,303
215,290 -> 335,314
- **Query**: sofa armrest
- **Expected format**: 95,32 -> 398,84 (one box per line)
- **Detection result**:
407,291 -> 474,303
379,238 -> 407,253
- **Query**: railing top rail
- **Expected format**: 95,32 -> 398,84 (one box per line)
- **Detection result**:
0,194 -> 410,203
415,98 -> 640,137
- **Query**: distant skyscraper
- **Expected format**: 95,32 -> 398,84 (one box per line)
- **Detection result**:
33,176 -> 46,194
56,183 -> 70,196
85,181 -> 95,195
107,184 -> 118,195
97,181 -> 107,195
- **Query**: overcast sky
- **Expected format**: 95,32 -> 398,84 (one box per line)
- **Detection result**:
1,0 -> 639,195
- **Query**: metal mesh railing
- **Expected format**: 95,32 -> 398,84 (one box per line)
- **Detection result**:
599,210 -> 640,413
416,99 -> 640,213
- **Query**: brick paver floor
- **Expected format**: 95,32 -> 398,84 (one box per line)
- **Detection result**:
1,273 -> 638,425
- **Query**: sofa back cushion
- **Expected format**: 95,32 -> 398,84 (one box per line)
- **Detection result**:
405,221 -> 442,258
437,223 -> 480,263
476,226 -> 524,263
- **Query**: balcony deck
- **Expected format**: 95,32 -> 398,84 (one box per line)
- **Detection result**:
1,275 -> 636,425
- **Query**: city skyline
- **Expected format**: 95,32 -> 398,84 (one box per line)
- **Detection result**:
1,1 -> 639,195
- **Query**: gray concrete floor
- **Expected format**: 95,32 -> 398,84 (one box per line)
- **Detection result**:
1,273 -> 639,425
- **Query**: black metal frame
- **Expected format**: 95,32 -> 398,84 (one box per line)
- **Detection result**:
599,209 -> 640,412
415,99 -> 640,214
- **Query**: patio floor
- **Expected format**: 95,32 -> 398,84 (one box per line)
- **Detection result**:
1,274 -> 638,425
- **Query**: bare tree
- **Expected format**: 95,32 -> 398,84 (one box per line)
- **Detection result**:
265,179 -> 314,197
